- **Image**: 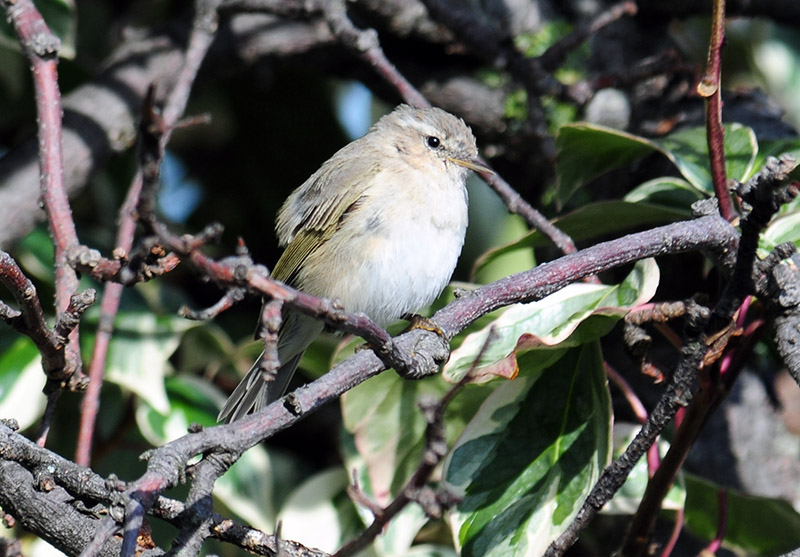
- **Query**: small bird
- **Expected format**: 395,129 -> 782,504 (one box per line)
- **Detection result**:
218,104 -> 487,422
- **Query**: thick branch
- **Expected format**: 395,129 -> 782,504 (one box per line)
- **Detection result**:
80,214 -> 738,555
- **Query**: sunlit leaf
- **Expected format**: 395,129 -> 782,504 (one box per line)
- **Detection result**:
623,177 -> 704,211
340,370 -> 494,555
444,343 -> 612,556
341,430 -> 428,556
0,337 -> 46,430
279,468 -> 369,554
445,259 -> 659,382
94,311 -> 196,414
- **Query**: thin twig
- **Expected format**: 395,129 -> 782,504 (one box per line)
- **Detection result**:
76,175 -> 143,466
323,0 -> 579,255
76,0 -> 222,468
1,0 -> 87,441
697,0 -> 735,221
703,488 -> 727,554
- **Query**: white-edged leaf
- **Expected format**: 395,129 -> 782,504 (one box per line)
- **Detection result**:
0,338 -> 46,430
341,428 -> 430,556
103,312 -> 196,414
444,343 -> 612,556
279,468 -> 370,554
444,259 -> 659,382
216,445 -> 275,532
760,209 -> 800,257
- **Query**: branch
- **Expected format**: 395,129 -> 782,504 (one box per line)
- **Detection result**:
0,422 -> 326,557
1,0 -> 86,402
697,0 -> 735,221
0,252 -> 94,389
77,213 -> 737,556
76,0 -> 223,467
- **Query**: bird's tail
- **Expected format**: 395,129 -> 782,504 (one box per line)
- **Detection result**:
217,351 -> 303,423
218,313 -> 323,423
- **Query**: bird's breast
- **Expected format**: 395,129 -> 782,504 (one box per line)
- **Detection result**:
298,175 -> 468,326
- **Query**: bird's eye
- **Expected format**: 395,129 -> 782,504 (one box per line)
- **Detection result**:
426,136 -> 441,149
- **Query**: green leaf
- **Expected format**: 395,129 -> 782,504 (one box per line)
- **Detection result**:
279,468 -> 370,555
760,209 -> 800,256
135,375 -> 220,444
623,177 -> 704,211
471,214 -> 536,285
341,432 -> 429,556
756,138 -> 800,176
683,473 -> 800,555
554,123 -> 758,206
16,227 -> 55,283
445,259 -> 659,382
342,372 -> 491,499
340,373 -> 494,555
555,124 -> 655,207
652,123 -> 757,193
89,311 -> 197,414
216,447 -> 276,532
444,343 -> 612,556
0,337 -> 46,430
402,546 -> 459,557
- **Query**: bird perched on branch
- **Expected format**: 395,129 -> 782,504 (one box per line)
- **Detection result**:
219,104 -> 487,422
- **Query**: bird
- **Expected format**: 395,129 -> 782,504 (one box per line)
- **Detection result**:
218,104 -> 487,422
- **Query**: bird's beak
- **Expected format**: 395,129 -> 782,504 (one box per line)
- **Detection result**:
447,155 -> 494,174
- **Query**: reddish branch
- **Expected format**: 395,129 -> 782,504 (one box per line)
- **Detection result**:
1,0 -> 85,404
1,0 -> 93,448
70,212 -> 736,557
75,0 -> 223,467
698,0 -> 735,222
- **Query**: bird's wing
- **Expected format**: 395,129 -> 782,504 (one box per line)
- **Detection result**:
272,153 -> 381,285
272,141 -> 383,284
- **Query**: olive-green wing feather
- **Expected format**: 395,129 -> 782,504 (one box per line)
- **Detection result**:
273,143 -> 382,285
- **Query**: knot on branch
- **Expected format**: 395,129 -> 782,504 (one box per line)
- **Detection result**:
54,289 -> 96,345
68,242 -> 180,286
28,31 -> 60,57
737,154 -> 800,229
391,328 -> 450,381
691,197 -> 719,217
763,251 -> 800,385
623,301 -> 693,382
683,299 -> 711,338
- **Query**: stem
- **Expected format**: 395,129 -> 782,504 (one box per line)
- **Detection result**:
698,0 -> 735,221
